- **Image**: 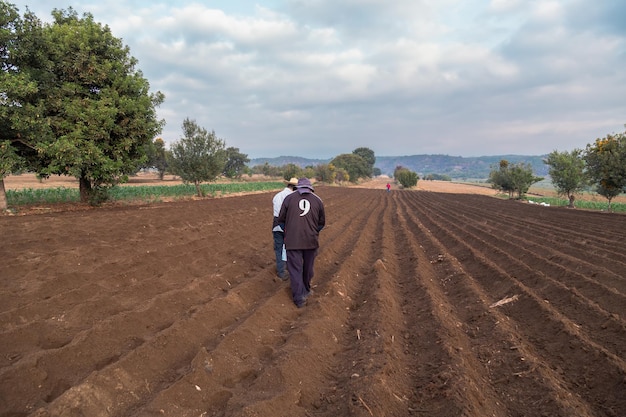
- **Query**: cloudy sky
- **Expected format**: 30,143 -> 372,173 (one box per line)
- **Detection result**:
10,0 -> 626,159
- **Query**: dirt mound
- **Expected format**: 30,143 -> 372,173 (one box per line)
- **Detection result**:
1,185 -> 625,416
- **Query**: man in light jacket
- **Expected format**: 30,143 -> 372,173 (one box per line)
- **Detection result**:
272,178 -> 298,280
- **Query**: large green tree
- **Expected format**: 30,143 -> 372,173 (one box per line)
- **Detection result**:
331,153 -> 370,183
0,2 -> 40,209
223,147 -> 249,179
168,118 -> 227,196
544,149 -> 587,208
352,147 -> 375,177
144,137 -> 168,180
489,160 -> 514,198
584,131 -> 626,212
2,4 -> 164,204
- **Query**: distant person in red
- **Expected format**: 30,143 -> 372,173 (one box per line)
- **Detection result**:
386,182 -> 391,192
277,178 -> 325,308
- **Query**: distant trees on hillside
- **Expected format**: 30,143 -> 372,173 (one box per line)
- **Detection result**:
373,154 -> 549,179
247,147 -> 377,184
423,173 -> 452,181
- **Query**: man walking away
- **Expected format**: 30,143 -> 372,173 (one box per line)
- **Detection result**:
272,178 -> 298,280
277,178 -> 325,308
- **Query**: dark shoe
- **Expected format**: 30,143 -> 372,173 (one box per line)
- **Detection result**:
295,299 -> 307,308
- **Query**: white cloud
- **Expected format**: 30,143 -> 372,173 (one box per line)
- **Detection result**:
489,0 -> 524,13
8,0 -> 626,158
531,1 -> 564,21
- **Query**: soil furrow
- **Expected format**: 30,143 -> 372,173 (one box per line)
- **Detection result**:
122,187 -> 384,416
421,193 -> 626,256
421,193 -> 626,282
409,192 -> 626,416
396,192 -> 592,417
414,193 -> 626,360
393,193 -> 511,416
2,183 -> 625,417
28,267 -> 284,417
313,190 -> 423,417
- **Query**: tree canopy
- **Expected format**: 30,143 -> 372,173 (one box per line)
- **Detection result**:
0,3 -> 164,204
489,160 -> 543,199
394,165 -> 419,188
584,131 -> 626,211
223,147 -> 250,179
544,149 -> 587,208
167,118 -> 226,196
144,137 -> 168,180
352,147 -> 375,175
331,153 -> 371,183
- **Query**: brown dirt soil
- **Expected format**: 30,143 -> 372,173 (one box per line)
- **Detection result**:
1,176 -> 626,417
3,173 -> 184,191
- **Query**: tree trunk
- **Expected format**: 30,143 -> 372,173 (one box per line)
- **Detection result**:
194,181 -> 202,197
568,194 -> 575,208
0,178 -> 7,212
79,176 -> 92,203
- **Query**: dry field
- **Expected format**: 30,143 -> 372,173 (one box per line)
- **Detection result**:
1,176 -> 625,417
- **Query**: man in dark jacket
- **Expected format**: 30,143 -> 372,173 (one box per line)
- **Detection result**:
277,177 -> 325,308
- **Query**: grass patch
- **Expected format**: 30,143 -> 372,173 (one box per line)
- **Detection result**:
523,196 -> 626,213
7,181 -> 284,206
6,187 -> 80,205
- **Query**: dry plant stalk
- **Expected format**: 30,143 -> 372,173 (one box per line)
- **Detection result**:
490,294 -> 520,308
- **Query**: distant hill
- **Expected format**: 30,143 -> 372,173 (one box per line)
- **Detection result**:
375,154 -> 549,179
248,155 -> 332,168
248,154 -> 549,180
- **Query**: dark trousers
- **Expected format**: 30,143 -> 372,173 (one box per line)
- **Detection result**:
286,249 -> 317,306
273,231 -> 286,277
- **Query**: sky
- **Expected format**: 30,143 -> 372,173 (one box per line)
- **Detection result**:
9,0 -> 626,159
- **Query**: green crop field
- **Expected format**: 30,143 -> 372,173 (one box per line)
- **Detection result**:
6,181 -> 284,206
522,196 -> 626,213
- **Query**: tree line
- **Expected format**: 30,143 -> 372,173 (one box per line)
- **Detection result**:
544,131 -> 626,211
150,132 -> 385,197
489,128 -> 626,211
4,2 -> 621,211
0,1 -> 422,209
0,3 -> 411,210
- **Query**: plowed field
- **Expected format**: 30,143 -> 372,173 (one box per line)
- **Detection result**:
1,180 -> 625,417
